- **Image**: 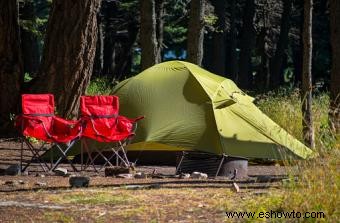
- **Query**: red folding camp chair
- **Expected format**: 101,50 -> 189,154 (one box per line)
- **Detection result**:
80,95 -> 143,171
15,94 -> 82,173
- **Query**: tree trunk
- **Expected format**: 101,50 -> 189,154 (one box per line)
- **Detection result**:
102,0 -> 117,77
255,28 -> 270,91
187,0 -> 205,66
155,0 -> 165,63
211,0 -> 226,76
30,0 -> 101,118
140,0 -> 158,70
19,0 -> 40,77
329,0 -> 340,133
115,22 -> 139,80
229,0 -> 238,81
301,0 -> 315,149
270,0 -> 293,89
238,0 -> 255,89
0,0 -> 23,135
93,11 -> 104,77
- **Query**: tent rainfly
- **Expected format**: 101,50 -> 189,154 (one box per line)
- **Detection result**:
112,61 -> 315,160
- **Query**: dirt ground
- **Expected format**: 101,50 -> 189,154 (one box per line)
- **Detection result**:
0,138 -> 290,222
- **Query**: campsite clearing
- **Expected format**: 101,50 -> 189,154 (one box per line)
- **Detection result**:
0,185 -> 285,222
0,139 -> 295,222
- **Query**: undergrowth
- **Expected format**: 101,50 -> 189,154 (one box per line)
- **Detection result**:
255,88 -> 339,222
255,88 -> 336,151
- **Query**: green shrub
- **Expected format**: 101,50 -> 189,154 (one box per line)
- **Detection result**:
86,77 -> 114,95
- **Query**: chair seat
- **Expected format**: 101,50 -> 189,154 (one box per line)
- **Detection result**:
81,116 -> 138,142
16,115 -> 81,143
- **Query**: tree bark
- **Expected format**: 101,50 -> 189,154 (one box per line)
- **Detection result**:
187,0 -> 205,66
140,0 -> 158,70
211,0 -> 226,76
270,0 -> 293,89
301,0 -> 315,149
0,0 -> 23,135
329,0 -> 340,133
155,0 -> 165,63
93,11 -> 104,77
30,0 -> 101,118
238,0 -> 255,89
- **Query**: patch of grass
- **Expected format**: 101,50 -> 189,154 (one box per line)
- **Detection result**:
254,88 -> 339,222
50,190 -> 134,205
44,211 -> 76,223
281,148 -> 339,222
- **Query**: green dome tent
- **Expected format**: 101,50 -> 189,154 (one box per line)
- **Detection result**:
112,61 -> 315,160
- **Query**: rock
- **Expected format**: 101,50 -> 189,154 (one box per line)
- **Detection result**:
253,191 -> 268,196
116,174 -> 134,179
124,184 -> 161,190
179,173 -> 190,179
69,176 -> 90,188
104,166 -> 131,177
232,182 -> 240,193
191,172 -> 208,179
134,172 -> 147,179
124,185 -> 145,190
54,168 -> 68,176
18,180 -> 26,185
35,182 -> 47,187
5,164 -> 21,176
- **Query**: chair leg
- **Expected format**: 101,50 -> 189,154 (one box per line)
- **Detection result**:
50,142 -> 78,172
22,140 -> 50,173
81,139 -> 98,172
20,137 -> 24,174
119,141 -> 130,166
80,141 -> 131,171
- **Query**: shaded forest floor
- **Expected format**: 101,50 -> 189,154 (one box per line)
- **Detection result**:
0,139 -> 297,222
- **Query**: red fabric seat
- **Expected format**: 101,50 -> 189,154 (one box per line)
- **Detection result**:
80,95 -> 143,170
80,95 -> 136,142
15,94 -> 81,172
16,94 -> 81,143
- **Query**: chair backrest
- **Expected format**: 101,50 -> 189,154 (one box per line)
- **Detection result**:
18,94 -> 55,141
22,94 -> 54,115
80,95 -> 119,117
